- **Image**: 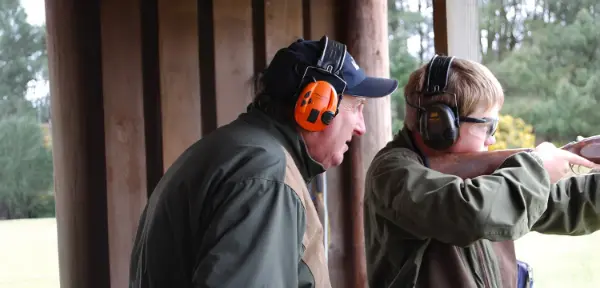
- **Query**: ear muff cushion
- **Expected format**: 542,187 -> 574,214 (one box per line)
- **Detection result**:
420,103 -> 459,150
294,80 -> 338,132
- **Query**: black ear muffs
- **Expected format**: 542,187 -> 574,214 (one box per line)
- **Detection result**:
419,102 -> 459,150
415,54 -> 459,151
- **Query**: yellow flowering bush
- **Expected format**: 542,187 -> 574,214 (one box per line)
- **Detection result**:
488,114 -> 536,151
40,123 -> 52,148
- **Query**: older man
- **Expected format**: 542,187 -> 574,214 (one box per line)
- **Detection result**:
129,35 -> 398,288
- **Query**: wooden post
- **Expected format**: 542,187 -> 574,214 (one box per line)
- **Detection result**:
45,0 -> 110,287
345,0 -> 393,287
432,0 -> 448,55
446,0 -> 480,61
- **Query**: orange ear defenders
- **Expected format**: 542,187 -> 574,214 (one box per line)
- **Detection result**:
294,36 -> 347,132
294,81 -> 338,131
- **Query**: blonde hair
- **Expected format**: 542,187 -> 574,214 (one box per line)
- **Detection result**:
403,58 -> 505,131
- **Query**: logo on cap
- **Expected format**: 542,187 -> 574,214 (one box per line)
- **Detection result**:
349,56 -> 359,70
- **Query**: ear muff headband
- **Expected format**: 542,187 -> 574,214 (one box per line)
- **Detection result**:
294,35 -> 347,132
417,54 -> 460,150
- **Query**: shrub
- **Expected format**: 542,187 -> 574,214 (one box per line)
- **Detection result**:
489,114 -> 536,151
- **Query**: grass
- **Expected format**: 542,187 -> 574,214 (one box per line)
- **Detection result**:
514,231 -> 600,288
0,218 -> 600,287
0,218 -> 59,288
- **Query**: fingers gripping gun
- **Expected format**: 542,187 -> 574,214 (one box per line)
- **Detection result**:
428,135 -> 600,179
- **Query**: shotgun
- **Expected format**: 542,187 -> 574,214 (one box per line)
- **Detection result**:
429,135 -> 600,179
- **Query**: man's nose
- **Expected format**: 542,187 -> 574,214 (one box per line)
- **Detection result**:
354,117 -> 366,136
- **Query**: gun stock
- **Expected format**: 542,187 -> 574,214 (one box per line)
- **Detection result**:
429,135 -> 600,179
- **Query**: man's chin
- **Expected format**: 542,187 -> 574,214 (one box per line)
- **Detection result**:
330,154 -> 345,168
320,152 -> 347,170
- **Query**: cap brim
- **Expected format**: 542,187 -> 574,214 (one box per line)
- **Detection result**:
344,76 -> 399,98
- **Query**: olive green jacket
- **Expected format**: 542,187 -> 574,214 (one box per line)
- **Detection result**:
129,105 -> 331,288
364,127 -> 600,288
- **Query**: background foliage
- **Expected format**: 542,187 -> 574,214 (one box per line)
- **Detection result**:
3,0 -> 600,219
388,0 -> 600,147
0,0 -> 52,219
489,114 -> 536,151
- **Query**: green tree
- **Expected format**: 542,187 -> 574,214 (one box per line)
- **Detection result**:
0,1 -> 53,219
388,0 -> 427,133
490,8 -> 600,142
0,0 -> 47,120
386,0 -> 600,143
0,116 -> 54,219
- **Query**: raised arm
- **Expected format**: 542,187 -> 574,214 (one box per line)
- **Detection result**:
364,147 -> 552,247
532,172 -> 600,235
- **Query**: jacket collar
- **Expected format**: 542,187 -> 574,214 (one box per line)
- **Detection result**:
239,104 -> 325,183
389,126 -> 417,150
390,126 -> 429,167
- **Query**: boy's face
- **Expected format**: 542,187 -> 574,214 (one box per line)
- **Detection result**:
449,104 -> 501,153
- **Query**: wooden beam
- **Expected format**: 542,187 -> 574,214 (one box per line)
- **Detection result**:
213,0 -> 254,126
100,0 -> 149,286
158,0 -> 202,171
45,0 -> 110,287
345,0 -> 393,287
446,0 -> 480,61
432,0 -> 448,55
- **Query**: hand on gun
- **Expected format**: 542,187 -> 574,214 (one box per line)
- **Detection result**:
533,141 -> 600,183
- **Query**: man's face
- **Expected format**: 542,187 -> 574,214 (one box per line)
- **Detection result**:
302,95 -> 367,169
449,104 -> 501,153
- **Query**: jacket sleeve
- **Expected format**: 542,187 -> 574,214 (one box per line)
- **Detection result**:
193,178 -> 305,287
531,172 -> 600,235
365,147 -> 552,247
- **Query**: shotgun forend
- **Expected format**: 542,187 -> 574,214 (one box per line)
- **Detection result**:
428,135 -> 600,179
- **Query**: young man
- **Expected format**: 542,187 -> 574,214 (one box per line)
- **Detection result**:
363,55 -> 600,288
128,36 -> 398,288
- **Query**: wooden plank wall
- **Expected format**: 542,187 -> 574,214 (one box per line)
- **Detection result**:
46,0 -> 363,287
158,0 -> 203,171
100,0 -> 149,286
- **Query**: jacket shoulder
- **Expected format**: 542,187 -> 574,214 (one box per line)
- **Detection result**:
195,125 -> 291,184
369,145 -> 424,176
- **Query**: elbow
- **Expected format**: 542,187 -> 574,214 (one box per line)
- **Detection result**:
443,213 -> 531,247
443,226 -> 522,247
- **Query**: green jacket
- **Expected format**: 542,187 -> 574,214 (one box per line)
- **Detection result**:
364,127 -> 600,288
129,105 -> 331,288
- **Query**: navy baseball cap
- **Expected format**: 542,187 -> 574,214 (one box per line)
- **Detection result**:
262,37 -> 399,102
